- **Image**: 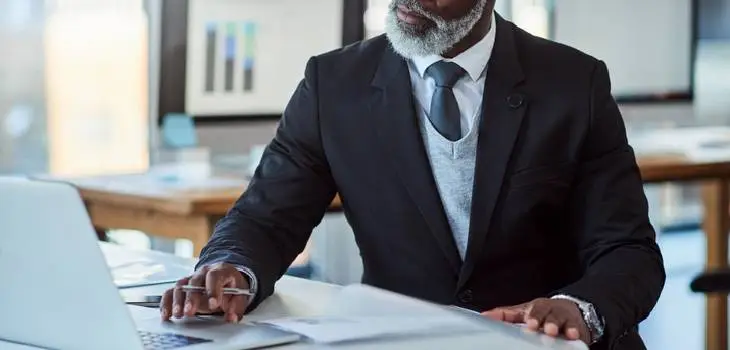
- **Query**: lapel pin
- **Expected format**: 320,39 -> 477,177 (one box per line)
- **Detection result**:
506,94 -> 524,109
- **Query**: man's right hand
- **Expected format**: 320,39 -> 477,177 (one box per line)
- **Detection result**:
160,262 -> 250,323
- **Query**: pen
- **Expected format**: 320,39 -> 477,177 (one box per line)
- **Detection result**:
179,285 -> 253,296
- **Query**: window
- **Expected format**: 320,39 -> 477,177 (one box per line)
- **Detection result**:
509,0 -> 550,38
0,0 -> 149,176
364,0 -> 388,39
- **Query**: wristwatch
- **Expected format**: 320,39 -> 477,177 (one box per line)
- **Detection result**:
551,294 -> 604,344
234,265 -> 258,299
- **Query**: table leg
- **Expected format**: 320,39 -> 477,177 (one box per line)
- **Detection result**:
94,227 -> 109,241
189,215 -> 224,258
85,201 -> 108,241
702,180 -> 730,350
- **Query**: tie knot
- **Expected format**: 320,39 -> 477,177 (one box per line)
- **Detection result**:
426,61 -> 466,88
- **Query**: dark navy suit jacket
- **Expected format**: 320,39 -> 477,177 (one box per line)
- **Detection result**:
196,15 -> 665,350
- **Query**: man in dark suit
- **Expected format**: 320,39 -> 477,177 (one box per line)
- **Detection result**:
160,0 -> 665,349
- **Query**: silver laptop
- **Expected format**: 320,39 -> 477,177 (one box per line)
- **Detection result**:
0,177 -> 301,350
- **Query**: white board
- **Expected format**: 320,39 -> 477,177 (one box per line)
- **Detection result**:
553,0 -> 693,99
185,0 -> 343,116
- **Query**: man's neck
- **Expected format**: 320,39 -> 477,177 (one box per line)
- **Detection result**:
442,10 -> 494,59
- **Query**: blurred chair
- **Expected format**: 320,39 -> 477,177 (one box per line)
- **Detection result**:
690,269 -> 730,293
160,113 -> 198,149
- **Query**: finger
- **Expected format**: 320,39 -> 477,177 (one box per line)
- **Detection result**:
172,277 -> 190,318
184,270 -> 207,316
482,307 -> 525,323
525,302 -> 551,331
481,309 -> 506,321
223,294 -> 249,323
221,273 -> 247,318
564,319 -> 584,341
503,307 -> 526,323
222,294 -> 236,323
159,288 -> 174,321
205,268 -> 230,311
542,312 -> 567,337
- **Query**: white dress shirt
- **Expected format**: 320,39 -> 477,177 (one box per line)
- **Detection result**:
406,12 -> 496,259
408,12 -> 497,138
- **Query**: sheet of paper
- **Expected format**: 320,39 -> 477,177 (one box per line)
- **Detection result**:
255,285 -> 485,343
256,285 -> 588,349
101,243 -> 195,288
257,315 -> 484,344
322,284 -> 468,317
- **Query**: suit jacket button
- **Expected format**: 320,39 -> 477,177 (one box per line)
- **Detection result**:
459,289 -> 474,303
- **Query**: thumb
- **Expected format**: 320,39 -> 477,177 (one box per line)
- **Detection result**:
482,307 -> 525,323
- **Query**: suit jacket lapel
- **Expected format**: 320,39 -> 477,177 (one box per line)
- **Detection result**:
459,16 -> 528,287
370,45 -> 462,274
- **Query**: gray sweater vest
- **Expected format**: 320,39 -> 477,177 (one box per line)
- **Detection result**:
419,113 -> 479,260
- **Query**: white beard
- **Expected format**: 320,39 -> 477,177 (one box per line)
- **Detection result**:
384,0 -> 489,59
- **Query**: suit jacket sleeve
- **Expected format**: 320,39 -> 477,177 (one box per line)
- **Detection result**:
195,57 -> 336,310
553,61 -> 666,345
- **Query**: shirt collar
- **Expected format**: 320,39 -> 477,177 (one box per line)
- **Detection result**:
411,11 -> 496,82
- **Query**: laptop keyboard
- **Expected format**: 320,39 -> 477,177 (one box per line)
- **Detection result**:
138,330 -> 212,350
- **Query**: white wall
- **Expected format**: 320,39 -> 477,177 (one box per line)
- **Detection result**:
553,0 -> 693,98
196,120 -> 277,156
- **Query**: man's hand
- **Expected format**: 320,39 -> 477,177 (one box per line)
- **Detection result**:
160,263 -> 250,323
481,298 -> 591,344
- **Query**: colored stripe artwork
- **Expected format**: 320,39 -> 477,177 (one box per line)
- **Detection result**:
242,21 -> 256,92
202,20 -> 258,94
204,22 -> 216,92
224,22 -> 236,92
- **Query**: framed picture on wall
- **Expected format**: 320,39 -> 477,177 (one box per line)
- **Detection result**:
184,0 -> 343,117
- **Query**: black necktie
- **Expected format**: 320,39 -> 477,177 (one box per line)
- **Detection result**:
426,61 -> 466,141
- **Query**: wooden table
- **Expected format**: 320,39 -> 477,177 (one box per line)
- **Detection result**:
40,172 -> 341,257
637,152 -> 730,350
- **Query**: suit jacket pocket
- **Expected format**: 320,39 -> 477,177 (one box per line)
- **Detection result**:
507,163 -> 576,190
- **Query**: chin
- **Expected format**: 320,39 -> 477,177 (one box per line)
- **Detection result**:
385,11 -> 442,59
385,32 -> 430,59
396,19 -> 432,36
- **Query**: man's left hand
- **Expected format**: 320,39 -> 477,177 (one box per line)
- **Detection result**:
481,298 -> 591,344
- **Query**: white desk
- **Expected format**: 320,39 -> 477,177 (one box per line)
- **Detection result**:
0,342 -> 45,350
3,243 -> 585,350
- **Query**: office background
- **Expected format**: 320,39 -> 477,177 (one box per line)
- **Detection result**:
1,0 -> 730,349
